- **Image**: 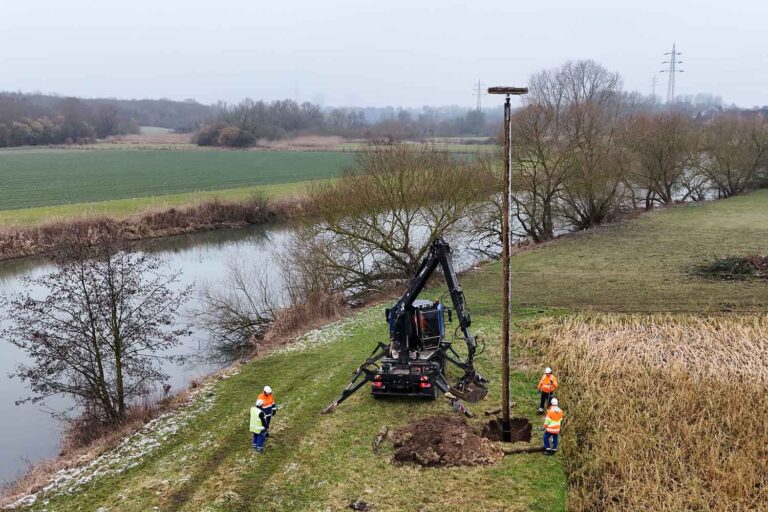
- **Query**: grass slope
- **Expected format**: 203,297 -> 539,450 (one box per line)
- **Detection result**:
22,307 -> 566,512
13,191 -> 768,511
0,150 -> 352,211
467,190 -> 768,312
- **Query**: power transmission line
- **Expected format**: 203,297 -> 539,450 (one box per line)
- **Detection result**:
660,43 -> 684,105
473,80 -> 486,111
651,75 -> 659,101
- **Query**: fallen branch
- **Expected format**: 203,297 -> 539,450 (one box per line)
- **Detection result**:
372,426 -> 389,453
484,402 -> 516,416
501,444 -> 546,455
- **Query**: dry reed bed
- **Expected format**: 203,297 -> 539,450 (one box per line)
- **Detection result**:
527,314 -> 768,511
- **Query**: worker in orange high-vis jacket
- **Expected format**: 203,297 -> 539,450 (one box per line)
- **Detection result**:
257,386 -> 276,436
537,367 -> 558,414
543,398 -> 563,455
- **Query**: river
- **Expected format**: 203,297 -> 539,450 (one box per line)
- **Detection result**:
0,224 -> 294,486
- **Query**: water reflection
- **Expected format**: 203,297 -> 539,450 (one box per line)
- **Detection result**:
0,223 -> 292,485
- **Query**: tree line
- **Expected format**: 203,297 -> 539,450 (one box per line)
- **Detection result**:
194,99 -> 333,147
0,93 -> 220,147
284,61 -> 767,300
193,98 -> 499,147
0,94 -> 139,147
506,60 -> 768,242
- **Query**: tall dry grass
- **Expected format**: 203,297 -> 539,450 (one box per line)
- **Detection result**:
527,314 -> 768,511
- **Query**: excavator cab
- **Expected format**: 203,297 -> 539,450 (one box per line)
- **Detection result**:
389,300 -> 444,356
413,301 -> 445,350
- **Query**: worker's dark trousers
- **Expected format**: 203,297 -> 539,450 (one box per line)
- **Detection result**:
539,391 -> 553,410
263,405 -> 274,431
252,431 -> 266,451
543,431 -> 559,451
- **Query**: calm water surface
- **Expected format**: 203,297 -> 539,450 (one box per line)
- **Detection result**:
0,224 -> 292,485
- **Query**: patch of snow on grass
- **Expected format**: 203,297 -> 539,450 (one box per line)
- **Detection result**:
6,384 -> 218,510
275,308 -> 378,355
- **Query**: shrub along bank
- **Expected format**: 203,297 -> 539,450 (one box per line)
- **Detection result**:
0,194 -> 314,261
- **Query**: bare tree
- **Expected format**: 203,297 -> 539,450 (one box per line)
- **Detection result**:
561,62 -> 630,229
2,238 -> 191,424
699,114 -> 768,198
527,61 -> 630,230
196,259 -> 277,360
509,101 -> 573,241
624,111 -> 700,208
465,152 -> 504,257
288,145 -> 489,298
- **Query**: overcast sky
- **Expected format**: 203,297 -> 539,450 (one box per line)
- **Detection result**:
0,0 -> 765,108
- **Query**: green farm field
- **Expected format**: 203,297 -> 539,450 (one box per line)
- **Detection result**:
0,150 -> 353,212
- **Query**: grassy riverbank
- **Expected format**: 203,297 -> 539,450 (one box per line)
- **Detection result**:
474,190 -> 768,312
5,191 -> 768,511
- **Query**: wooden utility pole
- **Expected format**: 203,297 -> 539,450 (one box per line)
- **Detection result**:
488,86 -> 527,442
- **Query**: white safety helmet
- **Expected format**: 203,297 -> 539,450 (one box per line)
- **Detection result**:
263,385 -> 272,394
256,398 -> 264,407
545,367 -> 553,374
550,398 -> 559,407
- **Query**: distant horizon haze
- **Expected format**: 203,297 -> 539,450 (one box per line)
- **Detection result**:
0,0 -> 766,108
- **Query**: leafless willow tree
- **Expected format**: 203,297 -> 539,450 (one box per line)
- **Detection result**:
287,145 -> 491,299
1,238 -> 191,424
554,61 -> 632,229
509,101 -> 573,241
512,61 -> 635,232
624,111 -> 700,208
196,259 -> 277,360
699,114 -> 768,198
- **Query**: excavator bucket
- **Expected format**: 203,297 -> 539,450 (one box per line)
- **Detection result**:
449,380 -> 488,403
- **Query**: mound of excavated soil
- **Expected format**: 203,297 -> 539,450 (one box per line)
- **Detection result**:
391,415 -> 503,467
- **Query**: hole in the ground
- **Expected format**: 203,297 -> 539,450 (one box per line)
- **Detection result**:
481,417 -> 533,443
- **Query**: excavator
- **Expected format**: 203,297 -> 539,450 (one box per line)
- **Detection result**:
322,237 -> 488,415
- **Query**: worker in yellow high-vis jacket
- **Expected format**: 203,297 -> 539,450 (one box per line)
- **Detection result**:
250,399 -> 268,453
543,398 -> 564,456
